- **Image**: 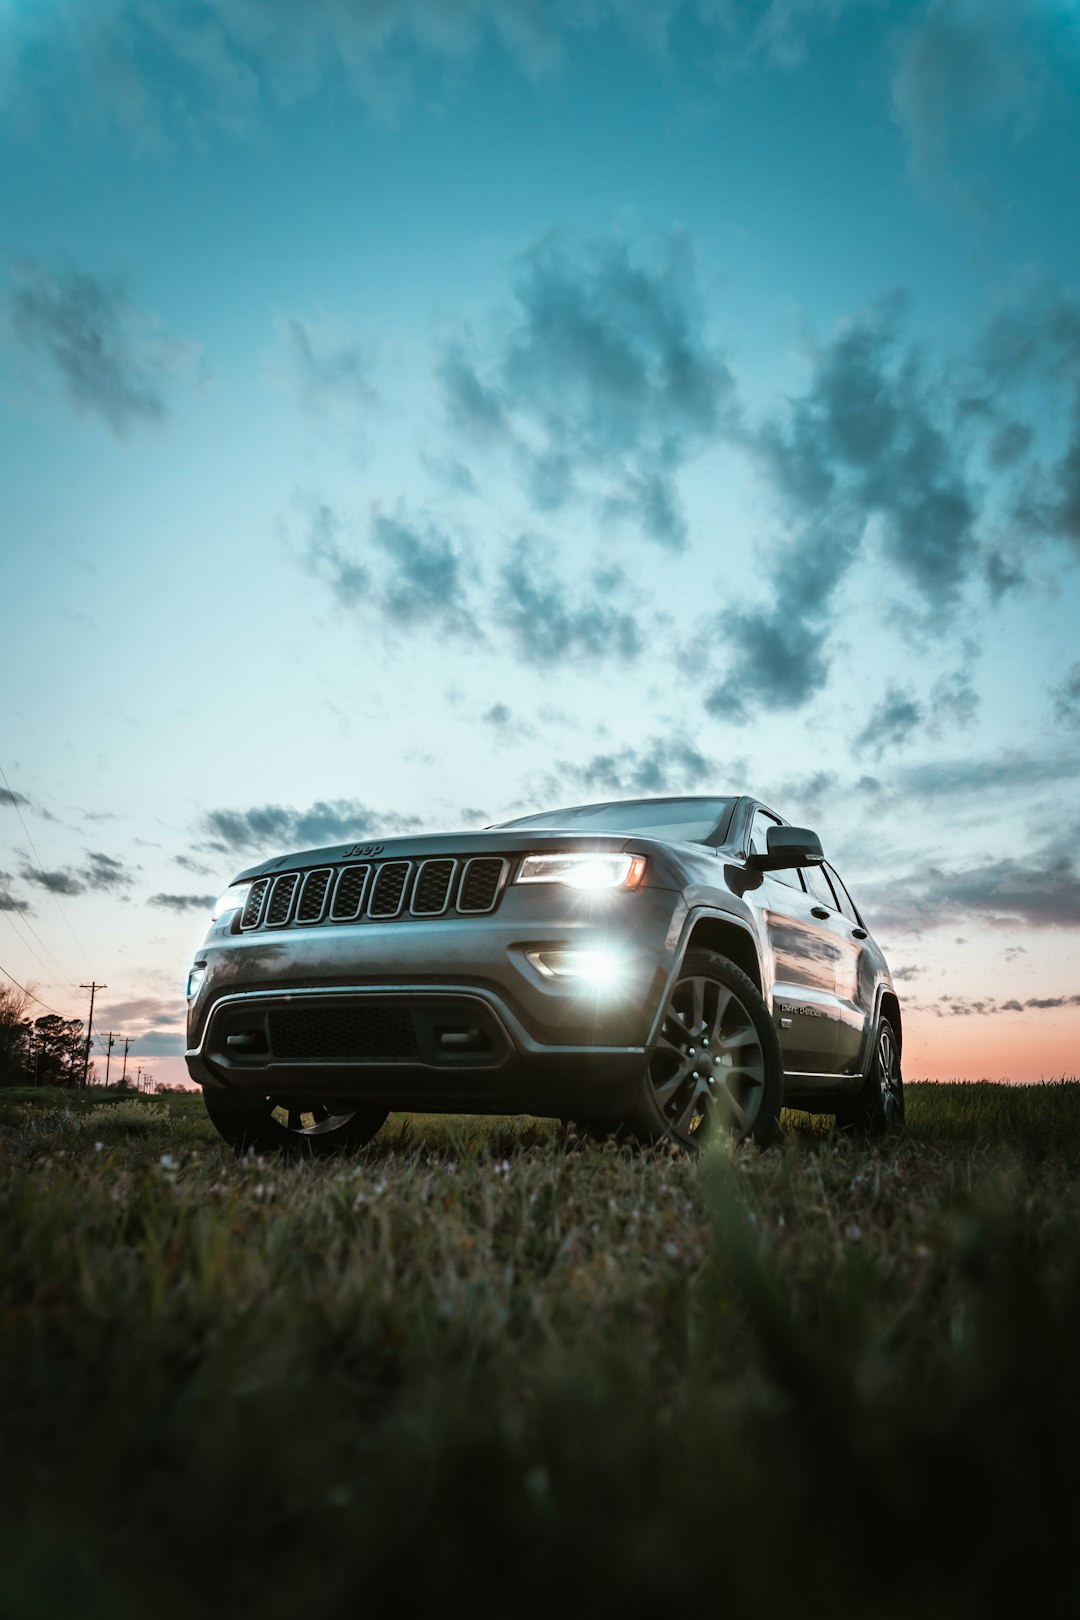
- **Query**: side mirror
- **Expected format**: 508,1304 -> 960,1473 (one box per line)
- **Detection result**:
751,825 -> 825,871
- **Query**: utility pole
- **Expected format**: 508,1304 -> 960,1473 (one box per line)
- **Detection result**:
79,982 -> 106,1088
103,1032 -> 115,1089
136,1066 -> 142,1092
120,1036 -> 131,1087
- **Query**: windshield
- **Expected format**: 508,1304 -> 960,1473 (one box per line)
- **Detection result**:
493,796 -> 737,845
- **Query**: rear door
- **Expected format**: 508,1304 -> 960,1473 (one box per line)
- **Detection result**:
823,862 -> 876,1074
747,809 -> 841,1074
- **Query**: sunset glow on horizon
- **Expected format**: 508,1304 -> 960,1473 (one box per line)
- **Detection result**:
2,0 -> 1079,1087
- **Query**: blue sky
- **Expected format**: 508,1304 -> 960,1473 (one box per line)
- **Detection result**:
2,0 -> 1079,1081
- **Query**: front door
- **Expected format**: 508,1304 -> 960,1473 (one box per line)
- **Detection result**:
747,809 -> 841,1074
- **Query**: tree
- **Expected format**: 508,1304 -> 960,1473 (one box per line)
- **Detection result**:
28,1014 -> 90,1088
0,983 -> 32,1086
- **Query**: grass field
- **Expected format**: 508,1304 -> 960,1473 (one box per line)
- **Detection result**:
2,1082 -> 1079,1619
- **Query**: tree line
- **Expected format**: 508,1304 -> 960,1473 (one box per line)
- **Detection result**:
0,984 -> 94,1087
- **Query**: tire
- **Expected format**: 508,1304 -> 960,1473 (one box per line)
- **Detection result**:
835,1016 -> 903,1136
203,1091 -> 388,1156
623,949 -> 783,1150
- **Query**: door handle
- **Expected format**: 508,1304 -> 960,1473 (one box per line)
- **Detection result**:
851,927 -> 868,940
810,906 -> 830,919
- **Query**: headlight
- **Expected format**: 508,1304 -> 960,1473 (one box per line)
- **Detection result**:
186,965 -> 207,1000
211,883 -> 252,921
515,853 -> 646,891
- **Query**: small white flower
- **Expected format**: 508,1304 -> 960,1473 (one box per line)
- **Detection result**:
845,1222 -> 863,1242
94,1142 -> 105,1152
159,1153 -> 178,1171
663,1240 -> 679,1258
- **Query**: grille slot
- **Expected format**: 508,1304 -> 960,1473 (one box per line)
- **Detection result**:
297,868 -> 332,923
268,1004 -> 419,1063
411,858 -> 456,916
265,872 -> 300,927
458,857 -> 506,913
240,878 -> 270,930
369,861 -> 411,918
331,864 -> 371,920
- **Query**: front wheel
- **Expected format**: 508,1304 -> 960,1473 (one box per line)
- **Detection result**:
203,1091 -> 388,1156
835,1016 -> 903,1135
623,949 -> 783,1150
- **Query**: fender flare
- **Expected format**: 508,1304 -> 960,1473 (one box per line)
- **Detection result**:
644,906 -> 766,1049
857,983 -> 902,1077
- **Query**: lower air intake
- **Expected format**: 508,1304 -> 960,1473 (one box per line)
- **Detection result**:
268,1004 -> 419,1063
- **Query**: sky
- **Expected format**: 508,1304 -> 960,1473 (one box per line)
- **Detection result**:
1,0 -> 1079,1086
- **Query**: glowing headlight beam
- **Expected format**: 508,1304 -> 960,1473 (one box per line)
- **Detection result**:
525,949 -> 627,986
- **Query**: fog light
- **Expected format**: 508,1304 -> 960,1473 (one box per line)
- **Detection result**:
186,965 -> 207,1000
526,949 -> 626,986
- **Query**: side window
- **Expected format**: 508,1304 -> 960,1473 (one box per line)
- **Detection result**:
802,860 -> 838,909
825,863 -> 861,925
749,808 -> 780,858
749,808 -> 805,891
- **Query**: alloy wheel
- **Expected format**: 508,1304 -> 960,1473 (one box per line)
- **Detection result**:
648,972 -> 767,1143
267,1098 -> 364,1138
877,1023 -> 903,1129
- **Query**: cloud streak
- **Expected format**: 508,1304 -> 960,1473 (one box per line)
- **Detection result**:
440,230 -> 734,549
281,313 -> 377,418
0,1 -> 888,140
147,892 -> 217,914
18,851 -> 134,897
527,733 -> 732,806
7,260 -> 194,436
304,499 -> 647,670
862,827 -> 1080,931
201,800 -> 425,857
495,541 -> 643,666
890,0 -> 1049,208
706,293 -> 1036,719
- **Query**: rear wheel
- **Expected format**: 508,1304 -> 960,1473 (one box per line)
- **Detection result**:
203,1091 -> 388,1156
835,1016 -> 903,1135
623,949 -> 782,1149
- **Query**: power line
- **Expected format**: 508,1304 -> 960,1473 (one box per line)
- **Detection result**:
0,759 -> 94,978
0,873 -> 82,990
0,960 -> 72,1020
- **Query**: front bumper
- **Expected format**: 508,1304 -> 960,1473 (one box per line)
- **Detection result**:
185,885 -> 686,1118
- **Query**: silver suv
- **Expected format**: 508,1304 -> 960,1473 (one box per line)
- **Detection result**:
185,795 -> 902,1153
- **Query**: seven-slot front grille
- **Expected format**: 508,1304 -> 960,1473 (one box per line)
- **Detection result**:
238,854 -> 509,931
